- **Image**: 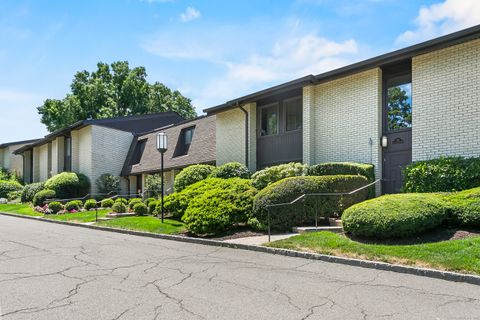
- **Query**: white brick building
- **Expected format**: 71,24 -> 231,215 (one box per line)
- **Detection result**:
205,25 -> 480,194
0,139 -> 39,179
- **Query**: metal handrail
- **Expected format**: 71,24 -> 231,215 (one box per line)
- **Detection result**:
265,179 -> 381,242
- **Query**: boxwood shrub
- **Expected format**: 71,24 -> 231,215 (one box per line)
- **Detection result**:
342,193 -> 448,239
84,199 -> 98,211
101,198 -> 115,208
48,201 -> 63,214
133,202 -> 148,215
148,200 -> 159,215
210,162 -> 251,179
252,175 -> 369,231
181,178 -> 257,235
33,189 -> 56,207
445,187 -> 480,227
115,198 -> 127,204
403,156 -> 480,193
128,198 -> 142,210
174,164 -> 216,192
21,182 -> 45,203
112,202 -> 127,213
65,200 -> 83,211
251,162 -> 308,190
44,172 -> 90,199
0,180 -> 22,198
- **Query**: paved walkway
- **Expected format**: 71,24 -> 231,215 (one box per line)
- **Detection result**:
1,215 -> 480,320
223,233 -> 298,245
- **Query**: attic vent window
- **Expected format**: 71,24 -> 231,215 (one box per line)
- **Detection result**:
130,139 -> 147,165
174,126 -> 195,157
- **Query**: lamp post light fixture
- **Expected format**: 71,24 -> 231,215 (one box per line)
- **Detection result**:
156,132 -> 168,223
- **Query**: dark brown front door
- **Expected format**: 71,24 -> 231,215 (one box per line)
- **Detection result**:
382,65 -> 412,194
383,130 -> 412,193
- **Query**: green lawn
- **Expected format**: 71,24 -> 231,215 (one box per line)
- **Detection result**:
0,204 -> 42,216
267,231 -> 480,275
95,216 -> 186,235
45,209 -> 110,223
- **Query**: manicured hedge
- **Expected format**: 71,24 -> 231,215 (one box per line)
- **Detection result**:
101,198 -> 115,208
182,178 -> 257,235
210,162 -> 251,179
21,182 -> 45,203
112,202 -> 127,213
251,162 -> 307,190
174,164 -> 216,192
133,202 -> 148,215
128,198 -> 142,210
48,201 -> 63,214
403,156 -> 480,193
0,180 -> 23,198
44,172 -> 90,199
65,200 -> 83,211
33,189 -> 56,207
445,187 -> 480,228
84,199 -> 98,210
342,193 -> 447,239
252,175 -> 369,231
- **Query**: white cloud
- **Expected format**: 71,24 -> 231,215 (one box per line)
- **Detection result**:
397,0 -> 480,45
180,7 -> 201,22
195,33 -> 359,110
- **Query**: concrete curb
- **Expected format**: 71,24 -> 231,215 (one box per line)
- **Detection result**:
2,211 -> 480,286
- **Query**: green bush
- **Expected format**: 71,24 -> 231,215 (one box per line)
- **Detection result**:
65,200 -> 83,211
101,198 -> 115,208
95,173 -> 120,194
133,202 -> 148,215
48,201 -> 63,214
145,174 -> 162,197
251,162 -> 307,190
84,199 -> 98,210
148,200 -> 159,215
115,198 -> 127,204
0,180 -> 22,198
7,190 -> 22,201
144,197 -> 157,206
445,187 -> 480,227
21,182 -> 45,203
33,189 -> 56,207
112,202 -> 127,213
174,164 -> 216,192
403,156 -> 480,193
308,162 -> 375,197
342,193 -> 447,239
253,175 -> 369,231
44,172 -> 90,199
128,198 -> 142,210
211,162 -> 251,179
182,178 -> 257,235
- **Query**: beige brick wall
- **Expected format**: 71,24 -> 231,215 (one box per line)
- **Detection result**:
412,38 -> 480,160
51,136 -> 65,175
72,126 -> 93,180
308,68 -> 383,187
90,126 -> 133,194
38,144 -> 49,182
216,108 -> 246,166
32,147 -> 40,182
0,143 -> 31,178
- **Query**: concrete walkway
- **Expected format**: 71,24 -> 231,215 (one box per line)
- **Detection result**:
223,233 -> 299,245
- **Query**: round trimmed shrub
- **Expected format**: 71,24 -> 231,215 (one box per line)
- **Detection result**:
0,180 -> 22,198
252,175 -> 369,231
33,189 -> 56,207
48,201 -> 63,214
44,172 -> 90,199
251,162 -> 307,190
174,164 -> 216,192
445,187 -> 480,227
133,202 -> 148,215
112,202 -> 127,213
211,162 -> 251,179
115,198 -> 127,204
182,178 -> 257,235
65,200 -> 82,211
342,193 -> 447,239
21,182 -> 45,203
144,198 -> 157,206
148,200 -> 159,215
84,199 -> 98,210
101,198 -> 115,208
128,198 -> 142,210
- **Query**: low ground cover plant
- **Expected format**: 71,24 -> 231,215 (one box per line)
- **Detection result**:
252,175 -> 369,231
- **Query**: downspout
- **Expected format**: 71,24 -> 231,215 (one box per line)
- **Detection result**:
238,103 -> 249,168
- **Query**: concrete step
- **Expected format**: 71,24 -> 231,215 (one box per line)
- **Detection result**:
292,226 -> 343,234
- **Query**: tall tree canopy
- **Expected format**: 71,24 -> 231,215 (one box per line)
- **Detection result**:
38,61 -> 196,132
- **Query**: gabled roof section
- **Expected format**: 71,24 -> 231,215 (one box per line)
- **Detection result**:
204,24 -> 480,115
14,112 -> 185,154
0,138 -> 41,149
121,115 -> 216,176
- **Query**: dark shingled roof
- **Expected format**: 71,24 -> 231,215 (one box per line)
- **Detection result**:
14,112 -> 185,154
204,24 -> 480,114
122,115 -> 216,176
0,138 -> 41,149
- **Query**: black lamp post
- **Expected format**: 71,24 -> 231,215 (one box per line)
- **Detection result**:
156,132 -> 168,223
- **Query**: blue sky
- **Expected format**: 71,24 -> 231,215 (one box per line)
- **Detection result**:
1,0 -> 479,142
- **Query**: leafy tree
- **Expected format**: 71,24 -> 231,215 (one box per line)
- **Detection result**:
387,86 -> 412,130
38,61 -> 196,132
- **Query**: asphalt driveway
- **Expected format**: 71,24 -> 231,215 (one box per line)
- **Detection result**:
1,215 -> 479,320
